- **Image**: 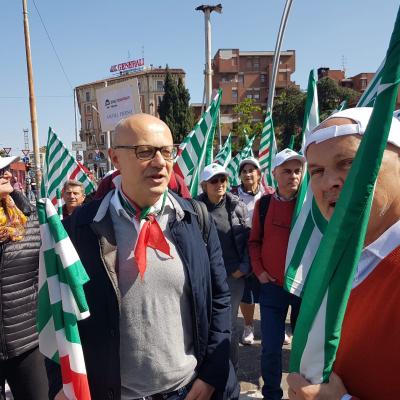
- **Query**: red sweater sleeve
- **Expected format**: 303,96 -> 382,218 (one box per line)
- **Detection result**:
248,198 -> 265,278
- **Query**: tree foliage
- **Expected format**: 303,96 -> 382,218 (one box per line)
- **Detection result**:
317,77 -> 360,120
273,86 -> 306,149
232,98 -> 263,150
158,67 -> 194,144
272,79 -> 361,151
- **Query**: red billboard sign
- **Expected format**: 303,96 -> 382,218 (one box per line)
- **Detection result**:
110,58 -> 144,73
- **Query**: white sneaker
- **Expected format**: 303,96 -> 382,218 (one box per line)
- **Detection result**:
284,332 -> 291,345
242,325 -> 255,345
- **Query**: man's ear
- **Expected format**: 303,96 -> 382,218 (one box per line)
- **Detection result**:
108,148 -> 120,169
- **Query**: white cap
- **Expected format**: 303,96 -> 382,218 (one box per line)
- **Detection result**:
239,157 -> 261,172
200,163 -> 228,182
272,149 -> 305,171
0,156 -> 19,170
304,107 -> 400,152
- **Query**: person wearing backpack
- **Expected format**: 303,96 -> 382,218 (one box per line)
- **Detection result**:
248,149 -> 305,400
197,163 -> 251,375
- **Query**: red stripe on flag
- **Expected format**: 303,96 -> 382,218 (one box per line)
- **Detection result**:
60,354 -> 91,400
173,164 -> 184,180
69,166 -> 81,180
259,148 -> 270,159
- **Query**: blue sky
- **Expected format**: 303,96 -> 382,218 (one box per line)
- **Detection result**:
1,0 -> 399,154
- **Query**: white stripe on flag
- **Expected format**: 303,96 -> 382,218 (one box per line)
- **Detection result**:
56,330 -> 87,374
38,317 -> 58,359
55,238 -> 80,269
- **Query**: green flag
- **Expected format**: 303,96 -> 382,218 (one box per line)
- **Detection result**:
290,8 -> 400,383
214,132 -> 232,168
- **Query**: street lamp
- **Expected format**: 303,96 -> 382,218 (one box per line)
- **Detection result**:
195,4 -> 222,107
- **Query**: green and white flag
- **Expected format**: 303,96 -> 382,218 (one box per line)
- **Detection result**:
285,69 -> 320,296
41,128 -> 96,206
174,90 -> 222,197
214,132 -> 232,168
37,198 -> 91,399
285,57 -> 388,296
226,135 -> 256,187
300,69 -> 320,152
259,110 -> 277,189
290,10 -> 400,383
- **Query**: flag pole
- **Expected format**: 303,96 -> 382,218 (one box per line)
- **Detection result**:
267,0 -> 294,113
22,0 -> 41,188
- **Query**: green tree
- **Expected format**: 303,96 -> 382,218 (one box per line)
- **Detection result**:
232,98 -> 263,150
158,67 -> 194,143
317,77 -> 361,120
273,86 -> 306,149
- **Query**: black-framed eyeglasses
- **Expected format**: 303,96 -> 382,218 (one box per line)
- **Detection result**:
209,175 -> 227,185
0,166 -> 10,178
112,145 -> 178,161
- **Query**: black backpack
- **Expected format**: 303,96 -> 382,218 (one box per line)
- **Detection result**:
258,194 -> 272,239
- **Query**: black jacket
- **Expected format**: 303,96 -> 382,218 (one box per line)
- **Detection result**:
0,191 -> 40,360
197,192 -> 251,276
46,191 -> 239,400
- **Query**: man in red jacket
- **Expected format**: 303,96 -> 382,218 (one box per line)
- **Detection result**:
248,148 -> 305,400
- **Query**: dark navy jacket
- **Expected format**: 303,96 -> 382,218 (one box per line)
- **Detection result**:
46,191 -> 239,400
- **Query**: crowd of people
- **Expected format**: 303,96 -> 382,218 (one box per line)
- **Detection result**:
0,109 -> 398,399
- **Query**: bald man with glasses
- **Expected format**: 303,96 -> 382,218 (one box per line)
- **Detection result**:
47,114 -> 238,400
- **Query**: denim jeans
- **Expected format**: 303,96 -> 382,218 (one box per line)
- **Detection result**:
259,282 -> 301,400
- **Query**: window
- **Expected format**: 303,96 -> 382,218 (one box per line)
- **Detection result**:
232,89 -> 238,101
246,91 -> 253,99
222,75 -> 230,83
238,75 -> 244,85
260,74 -> 266,83
85,104 -> 92,114
155,80 -> 164,92
86,119 -> 93,130
85,91 -> 90,102
253,90 -> 260,100
246,58 -> 252,69
361,79 -> 367,89
253,58 -> 260,70
100,134 -> 105,145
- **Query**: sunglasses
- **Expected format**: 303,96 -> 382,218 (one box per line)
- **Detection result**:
209,175 -> 227,185
0,166 -> 10,178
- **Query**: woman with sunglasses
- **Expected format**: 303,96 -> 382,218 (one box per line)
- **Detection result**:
197,163 -> 251,374
0,157 -> 48,399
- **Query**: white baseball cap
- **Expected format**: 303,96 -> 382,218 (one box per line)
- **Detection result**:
200,163 -> 228,183
304,107 -> 400,153
0,156 -> 19,170
239,157 -> 261,172
272,149 -> 305,171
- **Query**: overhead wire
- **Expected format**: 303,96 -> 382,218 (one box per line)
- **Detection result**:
31,0 -> 74,90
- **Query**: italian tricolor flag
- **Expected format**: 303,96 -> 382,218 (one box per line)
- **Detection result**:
37,198 -> 91,399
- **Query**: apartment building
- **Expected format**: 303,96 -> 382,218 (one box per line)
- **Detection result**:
212,48 -> 297,134
75,67 -> 185,172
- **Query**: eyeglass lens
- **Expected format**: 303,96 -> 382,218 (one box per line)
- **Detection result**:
209,176 -> 227,184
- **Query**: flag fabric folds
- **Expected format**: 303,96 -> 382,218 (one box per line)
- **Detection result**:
37,198 -> 91,399
285,69 -> 321,296
214,132 -> 232,168
40,128 -> 95,205
226,135 -> 256,187
174,90 -> 222,197
259,110 -> 277,189
290,10 -> 400,384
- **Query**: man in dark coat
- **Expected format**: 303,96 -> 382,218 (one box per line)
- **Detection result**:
47,113 -> 238,400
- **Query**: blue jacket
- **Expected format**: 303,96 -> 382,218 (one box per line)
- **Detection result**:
46,191 -> 239,400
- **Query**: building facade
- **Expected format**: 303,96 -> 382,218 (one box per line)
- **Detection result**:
212,49 -> 297,135
75,67 -> 185,174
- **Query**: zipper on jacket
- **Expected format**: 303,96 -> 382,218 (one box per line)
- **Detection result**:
0,242 -> 9,359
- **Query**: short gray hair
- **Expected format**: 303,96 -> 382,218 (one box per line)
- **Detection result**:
63,179 -> 85,193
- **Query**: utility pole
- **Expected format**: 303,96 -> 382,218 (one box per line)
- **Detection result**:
104,81 -> 112,172
267,0 -> 294,113
196,4 -> 222,108
22,0 -> 41,187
